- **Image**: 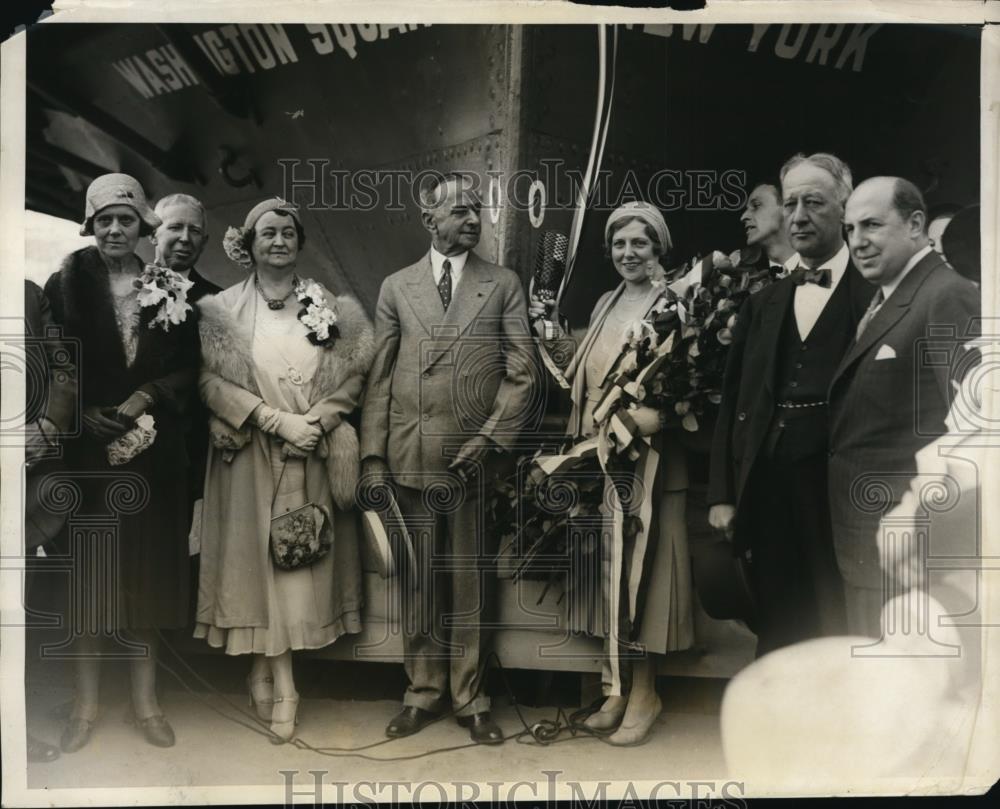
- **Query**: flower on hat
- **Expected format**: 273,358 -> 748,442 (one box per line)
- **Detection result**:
223,226 -> 253,270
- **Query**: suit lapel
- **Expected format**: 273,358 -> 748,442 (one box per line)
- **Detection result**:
845,261 -> 877,326
831,252 -> 942,387
758,278 -> 795,396
402,253 -> 441,337
417,252 -> 500,371
442,252 -> 497,334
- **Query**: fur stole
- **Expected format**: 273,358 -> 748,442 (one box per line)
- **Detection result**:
197,278 -> 375,509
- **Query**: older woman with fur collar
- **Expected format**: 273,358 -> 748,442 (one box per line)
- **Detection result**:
45,173 -> 199,753
194,198 -> 374,743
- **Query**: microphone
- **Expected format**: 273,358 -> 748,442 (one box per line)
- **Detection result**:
532,230 -> 569,307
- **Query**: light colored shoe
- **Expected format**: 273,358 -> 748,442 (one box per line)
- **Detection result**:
247,674 -> 275,721
269,694 -> 299,744
607,693 -> 662,747
583,695 -> 628,731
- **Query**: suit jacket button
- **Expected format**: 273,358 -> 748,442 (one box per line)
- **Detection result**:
422,414 -> 430,422
778,419 -> 786,428
737,412 -> 747,421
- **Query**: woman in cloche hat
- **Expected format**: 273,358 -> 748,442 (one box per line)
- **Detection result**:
44,173 -> 199,752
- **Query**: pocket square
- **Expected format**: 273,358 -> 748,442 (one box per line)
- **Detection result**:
874,344 -> 897,361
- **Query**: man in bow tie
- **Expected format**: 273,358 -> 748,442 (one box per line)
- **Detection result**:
827,177 -> 979,636
709,153 -> 875,656
360,172 -> 538,744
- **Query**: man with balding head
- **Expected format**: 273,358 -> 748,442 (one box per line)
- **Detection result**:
709,153 -> 875,656
828,176 -> 979,636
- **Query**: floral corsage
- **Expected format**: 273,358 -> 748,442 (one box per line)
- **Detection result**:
222,226 -> 253,270
295,279 -> 339,348
134,264 -> 194,330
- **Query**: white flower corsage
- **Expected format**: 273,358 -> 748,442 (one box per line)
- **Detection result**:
222,226 -> 253,269
134,264 -> 194,331
294,279 -> 339,348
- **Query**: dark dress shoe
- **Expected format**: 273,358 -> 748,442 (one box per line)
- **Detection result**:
60,718 -> 95,753
385,706 -> 439,738
26,734 -> 60,763
457,711 -> 504,745
132,713 -> 176,748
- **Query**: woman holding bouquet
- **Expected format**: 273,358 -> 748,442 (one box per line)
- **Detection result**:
44,173 -> 199,751
529,201 -> 694,746
194,198 -> 373,743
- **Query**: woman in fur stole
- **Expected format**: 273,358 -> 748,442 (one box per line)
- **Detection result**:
44,174 -> 199,752
195,198 -> 374,742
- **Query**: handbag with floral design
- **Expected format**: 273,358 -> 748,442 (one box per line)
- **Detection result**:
269,462 -> 332,570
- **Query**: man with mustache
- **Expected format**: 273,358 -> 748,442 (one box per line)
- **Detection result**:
150,194 -> 220,576
709,153 -> 874,656
828,176 -> 979,636
361,172 -> 538,744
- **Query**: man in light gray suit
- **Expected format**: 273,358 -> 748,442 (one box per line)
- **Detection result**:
360,172 -> 538,745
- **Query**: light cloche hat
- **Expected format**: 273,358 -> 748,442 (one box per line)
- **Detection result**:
80,173 -> 161,236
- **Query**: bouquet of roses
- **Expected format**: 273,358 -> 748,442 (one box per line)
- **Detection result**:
134,263 -> 194,331
597,247 -> 784,434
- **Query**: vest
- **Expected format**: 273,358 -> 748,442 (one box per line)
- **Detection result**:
766,277 -> 854,461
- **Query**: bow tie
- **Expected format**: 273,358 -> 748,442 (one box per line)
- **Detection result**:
789,266 -> 832,288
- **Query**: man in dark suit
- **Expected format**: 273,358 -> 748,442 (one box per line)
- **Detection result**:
829,177 -> 979,636
709,153 -> 875,656
360,173 -> 538,744
150,194 -> 220,529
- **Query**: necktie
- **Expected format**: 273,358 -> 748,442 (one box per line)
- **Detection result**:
854,289 -> 884,342
789,266 -> 832,287
438,258 -> 452,311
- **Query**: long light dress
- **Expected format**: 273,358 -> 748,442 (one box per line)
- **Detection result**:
575,291 -> 694,692
194,303 -> 342,655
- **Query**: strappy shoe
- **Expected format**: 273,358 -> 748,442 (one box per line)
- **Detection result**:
269,694 -> 299,744
125,702 -> 175,748
247,673 -> 275,721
